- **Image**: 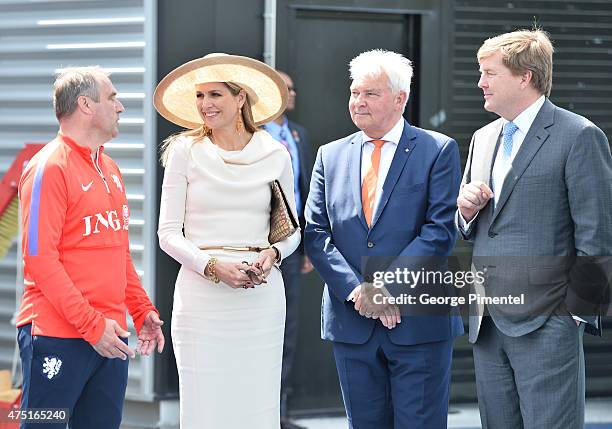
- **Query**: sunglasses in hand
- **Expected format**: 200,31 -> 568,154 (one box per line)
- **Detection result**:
241,261 -> 267,286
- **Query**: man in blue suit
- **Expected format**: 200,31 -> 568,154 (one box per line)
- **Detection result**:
305,49 -> 463,429
263,70 -> 314,429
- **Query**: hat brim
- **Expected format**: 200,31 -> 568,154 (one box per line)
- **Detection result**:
154,54 -> 288,129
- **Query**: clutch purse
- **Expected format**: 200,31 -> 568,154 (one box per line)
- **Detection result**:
269,180 -> 298,244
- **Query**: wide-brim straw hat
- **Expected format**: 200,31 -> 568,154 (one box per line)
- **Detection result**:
154,53 -> 288,129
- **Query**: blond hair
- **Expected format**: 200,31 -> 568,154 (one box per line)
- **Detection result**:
477,29 -> 554,96
160,82 -> 259,165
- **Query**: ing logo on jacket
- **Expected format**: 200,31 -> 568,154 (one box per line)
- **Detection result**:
82,205 -> 129,237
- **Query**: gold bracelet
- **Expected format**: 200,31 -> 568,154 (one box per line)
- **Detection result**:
204,257 -> 220,283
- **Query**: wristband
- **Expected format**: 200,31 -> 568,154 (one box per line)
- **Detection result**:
204,257 -> 220,283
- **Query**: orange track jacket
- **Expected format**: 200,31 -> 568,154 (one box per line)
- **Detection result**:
17,134 -> 156,344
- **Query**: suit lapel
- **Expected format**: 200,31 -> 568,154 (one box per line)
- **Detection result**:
371,120 -> 416,227
348,134 -> 368,230
491,99 -> 554,223
287,121 -> 300,144
288,121 -> 309,200
472,120 -> 503,185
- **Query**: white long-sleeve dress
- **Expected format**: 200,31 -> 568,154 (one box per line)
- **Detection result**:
157,130 -> 300,429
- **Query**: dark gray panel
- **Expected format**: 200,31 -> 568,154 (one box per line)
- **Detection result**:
451,0 -> 612,154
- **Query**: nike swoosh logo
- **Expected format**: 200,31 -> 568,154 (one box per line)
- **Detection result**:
81,181 -> 93,192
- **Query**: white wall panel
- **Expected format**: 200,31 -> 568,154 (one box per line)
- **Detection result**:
0,0 -> 157,401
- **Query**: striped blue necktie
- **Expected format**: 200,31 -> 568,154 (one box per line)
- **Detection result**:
502,121 -> 519,159
492,121 -> 519,199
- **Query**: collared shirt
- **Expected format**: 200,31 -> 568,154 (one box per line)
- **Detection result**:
359,117 -> 404,216
491,95 -> 546,204
346,117 -> 404,302
264,118 -> 302,216
459,95 -> 546,231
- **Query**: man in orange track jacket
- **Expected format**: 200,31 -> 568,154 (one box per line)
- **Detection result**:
16,67 -> 164,429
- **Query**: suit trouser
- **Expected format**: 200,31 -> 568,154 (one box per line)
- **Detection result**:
332,323 -> 454,429
473,316 -> 585,429
17,324 -> 129,429
279,251 -> 302,398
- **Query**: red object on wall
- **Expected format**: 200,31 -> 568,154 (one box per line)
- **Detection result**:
0,144 -> 45,217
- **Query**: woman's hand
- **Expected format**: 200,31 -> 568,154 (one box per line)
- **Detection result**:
255,248 -> 278,280
242,263 -> 265,285
213,260 -> 255,289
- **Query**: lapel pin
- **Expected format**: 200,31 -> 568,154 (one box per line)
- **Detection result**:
405,148 -> 410,153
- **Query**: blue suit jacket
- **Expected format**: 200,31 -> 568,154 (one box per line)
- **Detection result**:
305,119 -> 464,345
287,120 -> 313,231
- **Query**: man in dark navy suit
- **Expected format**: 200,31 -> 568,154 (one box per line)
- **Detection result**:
263,71 -> 313,429
305,50 -> 463,429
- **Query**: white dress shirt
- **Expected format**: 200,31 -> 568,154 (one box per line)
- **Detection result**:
360,117 -> 404,216
347,117 -> 404,301
491,95 -> 546,205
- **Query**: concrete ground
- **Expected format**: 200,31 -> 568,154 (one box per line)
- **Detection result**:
121,398 -> 612,429
293,398 -> 612,429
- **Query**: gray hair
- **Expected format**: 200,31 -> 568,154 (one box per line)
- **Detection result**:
53,66 -> 109,120
349,49 -> 413,104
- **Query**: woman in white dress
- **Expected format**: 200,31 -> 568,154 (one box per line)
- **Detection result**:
154,54 -> 300,429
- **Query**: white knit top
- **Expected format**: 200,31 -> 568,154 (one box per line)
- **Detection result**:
158,130 -> 301,275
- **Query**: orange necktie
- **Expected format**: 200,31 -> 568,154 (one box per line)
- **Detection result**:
361,140 -> 385,227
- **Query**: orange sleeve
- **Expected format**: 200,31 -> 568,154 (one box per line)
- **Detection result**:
21,161 -> 105,344
124,245 -> 158,333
